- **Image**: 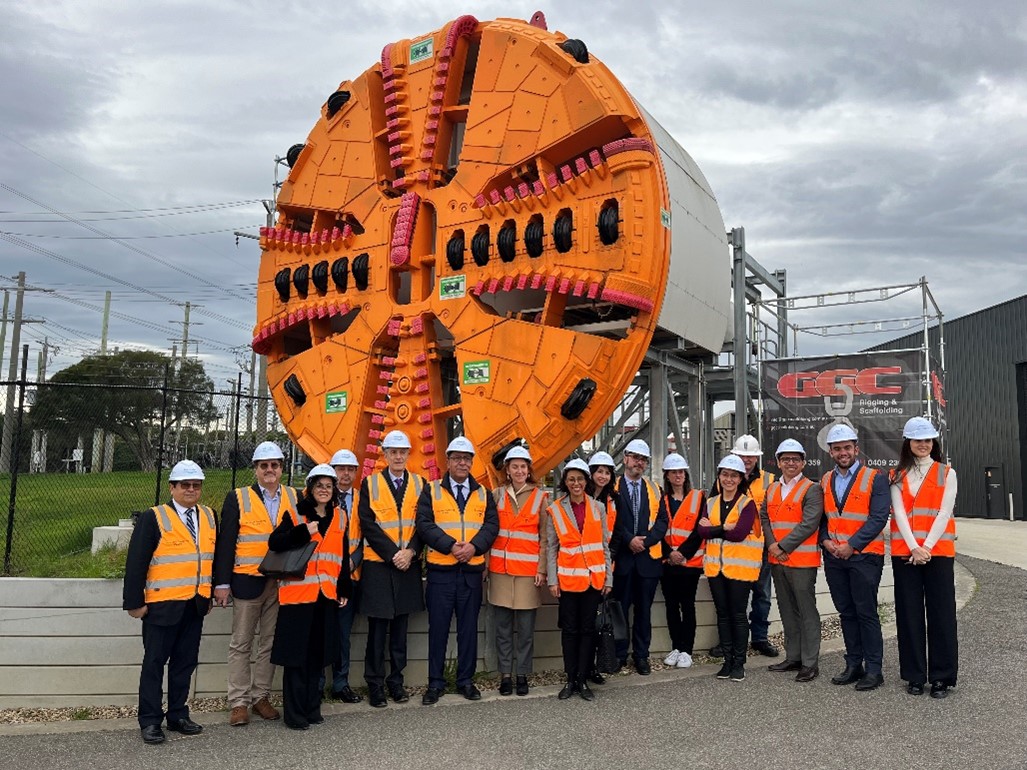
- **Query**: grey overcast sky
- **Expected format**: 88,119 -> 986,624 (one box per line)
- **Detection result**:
1,0 -> 1025,385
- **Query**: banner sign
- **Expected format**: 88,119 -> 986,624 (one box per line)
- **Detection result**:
761,351 -> 925,475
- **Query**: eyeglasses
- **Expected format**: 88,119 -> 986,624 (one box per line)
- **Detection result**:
176,481 -> 203,490
256,461 -> 281,470
777,456 -> 804,464
312,482 -> 335,491
449,454 -> 473,464
625,452 -> 649,463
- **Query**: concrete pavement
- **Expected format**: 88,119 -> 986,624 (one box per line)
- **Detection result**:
954,517 -> 1027,570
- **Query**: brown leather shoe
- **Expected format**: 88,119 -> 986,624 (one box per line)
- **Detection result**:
229,705 -> 249,726
251,697 -> 280,721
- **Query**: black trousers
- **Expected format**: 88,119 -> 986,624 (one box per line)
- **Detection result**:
364,614 -> 410,690
426,568 -> 483,691
138,601 -> 204,728
282,597 -> 328,729
558,587 -> 601,682
892,556 -> 958,686
707,575 -> 753,663
660,566 -> 703,654
612,569 -> 660,662
824,554 -> 884,675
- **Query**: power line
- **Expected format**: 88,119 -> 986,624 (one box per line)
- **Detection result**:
0,198 -> 263,219
0,224 -> 262,239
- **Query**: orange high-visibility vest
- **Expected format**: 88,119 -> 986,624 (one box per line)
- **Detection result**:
489,487 -> 548,576
663,490 -> 704,568
340,487 -> 363,581
614,476 -> 662,560
425,481 -> 488,567
548,496 -> 607,592
822,466 -> 885,556
891,462 -> 955,558
766,478 -> 820,568
364,472 -> 424,562
747,469 -> 776,510
232,485 -> 299,577
703,494 -> 764,582
144,504 -> 216,603
278,505 -> 346,605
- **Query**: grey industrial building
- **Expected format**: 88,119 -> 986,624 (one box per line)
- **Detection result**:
873,294 -> 1027,520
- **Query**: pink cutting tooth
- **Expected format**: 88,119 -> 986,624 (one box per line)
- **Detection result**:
382,356 -> 397,366
423,443 -> 436,453
417,398 -> 431,408
368,430 -> 382,440
410,317 -> 424,335
589,150 -> 602,167
374,400 -> 388,409
376,386 -> 389,395
572,280 -> 585,296
575,157 -> 588,174
413,353 -> 427,364
474,194 -> 487,208
418,413 -> 432,423
545,276 -> 557,292
371,414 -> 386,424
587,282 -> 600,299
489,190 -> 502,205
530,274 -> 543,289
517,183 -> 530,198
387,319 -> 402,336
487,278 -> 499,293
415,367 -> 428,378
502,277 -> 514,292
558,278 -> 570,294
420,429 -> 434,439
473,280 -> 485,295
516,275 -> 528,290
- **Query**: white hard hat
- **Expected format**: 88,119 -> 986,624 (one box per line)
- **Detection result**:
562,458 -> 591,477
903,417 -> 939,440
381,430 -> 412,449
732,434 -> 762,456
717,455 -> 747,474
588,451 -> 615,468
504,446 -> 532,463
662,452 -> 689,471
306,463 -> 337,483
775,439 -> 806,457
169,459 -> 205,482
251,441 -> 285,463
624,439 -> 651,458
446,436 -> 475,455
329,448 -> 359,467
826,423 -> 858,445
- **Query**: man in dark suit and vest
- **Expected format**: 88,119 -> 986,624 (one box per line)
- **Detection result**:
819,423 -> 891,692
416,436 -> 499,704
327,447 -> 363,703
123,460 -> 215,745
213,441 -> 295,725
611,439 -> 668,674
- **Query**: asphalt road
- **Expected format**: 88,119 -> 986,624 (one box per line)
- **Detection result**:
3,555 -> 1024,770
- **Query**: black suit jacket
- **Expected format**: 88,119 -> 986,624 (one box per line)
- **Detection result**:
415,473 -> 499,573
611,476 -> 668,578
123,503 -> 212,625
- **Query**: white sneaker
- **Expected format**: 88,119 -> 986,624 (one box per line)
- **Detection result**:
663,649 -> 681,666
676,652 -> 693,668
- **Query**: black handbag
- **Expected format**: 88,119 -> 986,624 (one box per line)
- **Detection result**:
595,596 -> 621,674
258,540 -> 317,579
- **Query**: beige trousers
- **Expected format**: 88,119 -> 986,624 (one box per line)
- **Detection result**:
227,579 -> 279,707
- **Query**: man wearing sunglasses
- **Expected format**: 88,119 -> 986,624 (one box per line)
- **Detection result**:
213,441 -> 298,726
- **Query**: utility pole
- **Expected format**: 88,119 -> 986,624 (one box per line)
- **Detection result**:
31,338 -> 49,473
0,290 -> 8,381
100,290 -> 111,354
93,290 -> 113,473
181,302 -> 191,364
0,273 -> 27,473
246,350 -> 256,435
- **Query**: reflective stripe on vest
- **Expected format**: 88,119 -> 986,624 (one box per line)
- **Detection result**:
822,466 -> 885,555
344,487 -> 364,581
364,473 -> 424,562
489,487 -> 547,576
278,504 -> 346,605
233,485 -> 299,575
766,477 -> 820,568
746,470 -> 775,510
662,490 -> 704,568
702,494 -> 763,582
891,462 -> 955,558
144,504 -> 215,602
613,476 -> 662,560
426,481 -> 488,567
549,496 -> 607,591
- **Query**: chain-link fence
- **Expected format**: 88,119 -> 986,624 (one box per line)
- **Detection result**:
0,362 -> 305,575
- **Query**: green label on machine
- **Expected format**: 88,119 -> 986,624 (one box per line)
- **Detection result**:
660,209 -> 672,229
410,37 -> 434,64
325,391 -> 348,414
463,361 -> 491,385
440,275 -> 466,300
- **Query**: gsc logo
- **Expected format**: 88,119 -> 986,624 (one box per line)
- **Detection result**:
777,367 -> 903,399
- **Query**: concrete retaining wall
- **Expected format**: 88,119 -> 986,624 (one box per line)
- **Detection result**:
0,568 -> 894,708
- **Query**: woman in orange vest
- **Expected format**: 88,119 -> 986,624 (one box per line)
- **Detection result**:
659,453 -> 705,670
546,459 -> 612,701
489,445 -> 548,697
890,417 -> 958,699
269,464 -> 351,730
697,455 -> 763,682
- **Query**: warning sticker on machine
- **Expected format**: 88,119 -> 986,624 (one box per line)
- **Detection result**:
325,391 -> 348,414
660,209 -> 672,229
463,361 -> 491,385
439,275 -> 466,300
410,37 -> 434,64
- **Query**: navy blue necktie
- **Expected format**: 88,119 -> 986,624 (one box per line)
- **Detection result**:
455,484 -> 467,513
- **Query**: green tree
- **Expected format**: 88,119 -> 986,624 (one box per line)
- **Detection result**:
31,351 -> 218,471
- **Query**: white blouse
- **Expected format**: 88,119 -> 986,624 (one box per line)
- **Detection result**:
889,456 -> 958,553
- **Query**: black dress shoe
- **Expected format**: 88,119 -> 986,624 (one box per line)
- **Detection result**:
421,687 -> 443,705
907,682 -> 925,695
515,676 -> 529,696
369,688 -> 388,708
166,717 -> 203,735
140,724 -> 165,744
751,640 -> 780,657
768,660 -> 802,672
332,686 -> 363,703
589,672 -> 605,685
284,721 -> 310,730
854,672 -> 884,691
458,684 -> 482,701
831,666 -> 866,685
389,687 -> 410,703
635,658 -> 652,675
499,677 -> 513,696
578,681 -> 595,701
558,682 -> 577,700
795,666 -> 819,683
709,644 -> 725,658
308,714 -> 324,725
929,682 -> 950,699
